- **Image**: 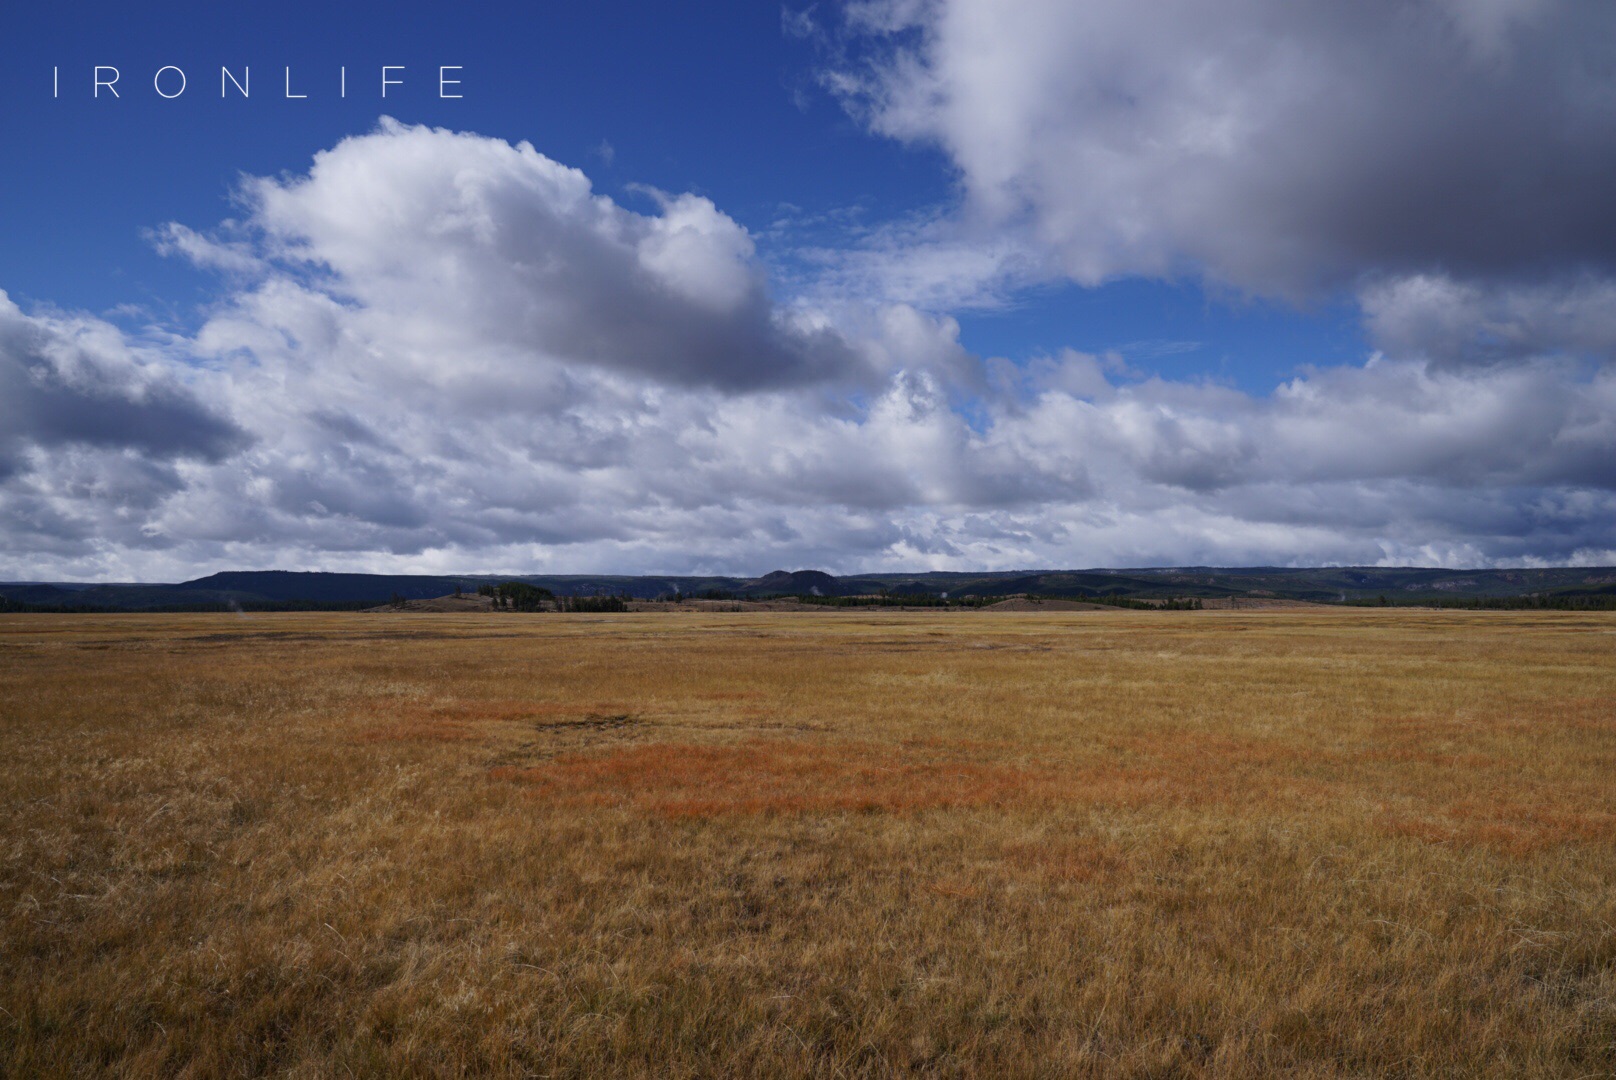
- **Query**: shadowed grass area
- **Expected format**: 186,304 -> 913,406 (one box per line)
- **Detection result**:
1,608 -> 1613,1077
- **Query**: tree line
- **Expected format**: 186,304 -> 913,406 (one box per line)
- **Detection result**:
477,583 -> 628,612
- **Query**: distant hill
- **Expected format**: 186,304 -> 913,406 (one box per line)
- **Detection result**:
3,565 -> 1615,611
179,571 -> 468,604
739,570 -> 854,597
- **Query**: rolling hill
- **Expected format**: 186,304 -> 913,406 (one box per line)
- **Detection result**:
4,565 -> 1615,611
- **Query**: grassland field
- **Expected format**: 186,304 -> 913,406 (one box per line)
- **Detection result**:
1,608 -> 1613,1077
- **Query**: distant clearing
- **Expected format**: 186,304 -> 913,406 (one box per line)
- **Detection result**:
2,609 -> 1613,1077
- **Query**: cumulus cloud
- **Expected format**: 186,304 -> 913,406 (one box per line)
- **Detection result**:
832,0 -> 1616,293
0,292 -> 243,480
4,119 -> 1616,579
222,119 -> 867,392
820,0 -> 1616,383
1361,273 -> 1616,368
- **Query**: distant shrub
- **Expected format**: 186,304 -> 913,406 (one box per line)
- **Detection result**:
487,581 -> 555,612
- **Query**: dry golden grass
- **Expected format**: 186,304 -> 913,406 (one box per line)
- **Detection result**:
1,608 -> 1613,1077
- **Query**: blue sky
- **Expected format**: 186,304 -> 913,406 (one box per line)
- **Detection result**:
2,1 -> 1614,578
5,4 -> 943,318
1,1 -> 1362,388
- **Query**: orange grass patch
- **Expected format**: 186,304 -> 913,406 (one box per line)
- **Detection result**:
1542,695 -> 1616,733
1128,731 -> 1323,774
1103,733 -> 1343,808
491,738 -> 1042,818
492,735 -> 1351,818
355,698 -> 627,742
1382,800 -> 1616,855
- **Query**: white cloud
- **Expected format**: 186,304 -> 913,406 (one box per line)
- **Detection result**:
0,291 -> 242,479
147,223 -> 264,276
1361,273 -> 1616,368
4,121 -> 1616,580
823,0 -> 1616,377
832,0 -> 1616,295
226,119 -> 879,392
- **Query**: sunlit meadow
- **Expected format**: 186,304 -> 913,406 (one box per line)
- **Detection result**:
2,609 -> 1613,1077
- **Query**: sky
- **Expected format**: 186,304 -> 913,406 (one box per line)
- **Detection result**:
2,0 -> 1614,580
